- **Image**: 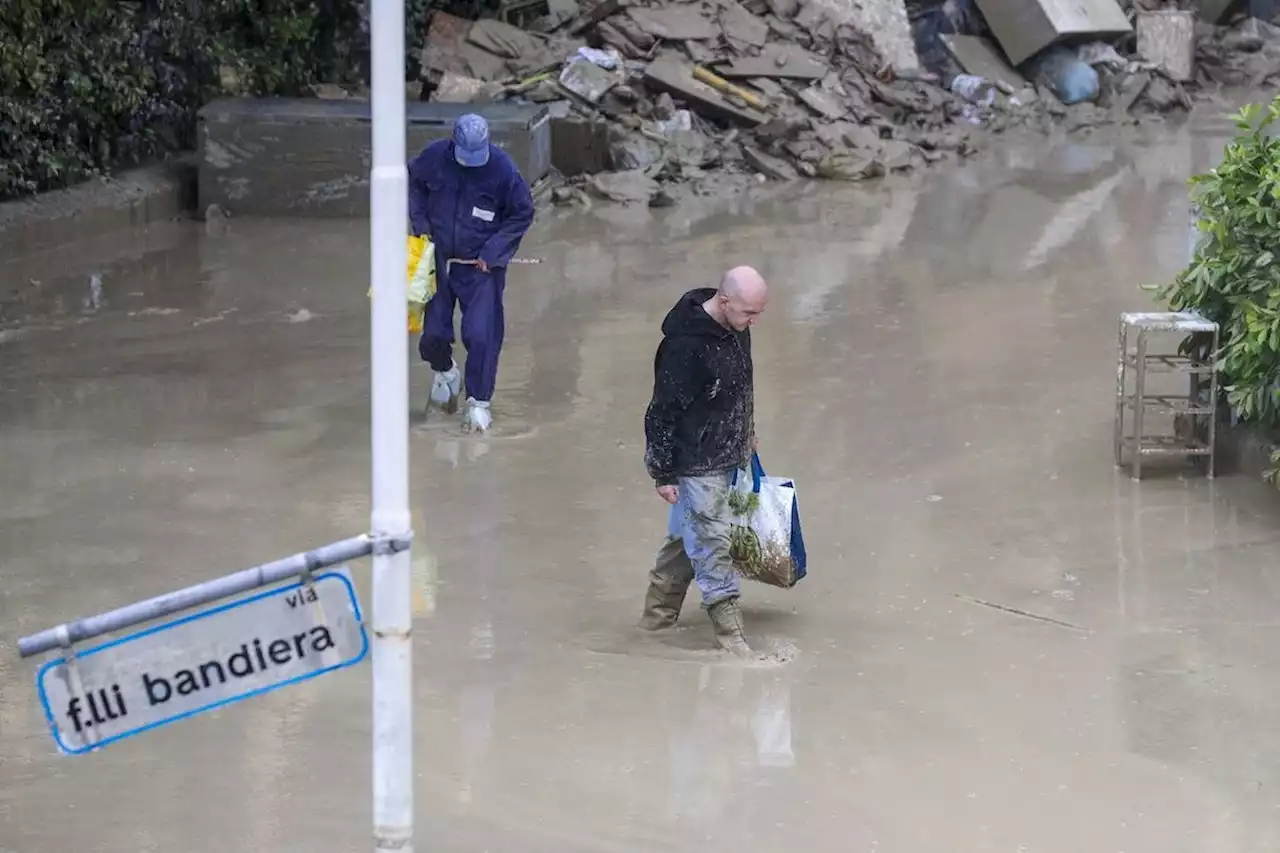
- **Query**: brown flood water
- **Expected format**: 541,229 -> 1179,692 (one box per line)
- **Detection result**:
4,108 -> 1280,852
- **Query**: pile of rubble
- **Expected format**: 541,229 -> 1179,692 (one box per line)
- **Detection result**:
1196,15 -> 1280,86
414,0 -> 1280,202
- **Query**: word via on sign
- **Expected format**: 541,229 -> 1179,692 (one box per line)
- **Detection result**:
37,568 -> 367,756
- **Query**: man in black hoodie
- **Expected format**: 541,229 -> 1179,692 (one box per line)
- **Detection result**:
640,266 -> 769,655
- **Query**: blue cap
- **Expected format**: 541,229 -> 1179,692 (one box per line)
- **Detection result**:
453,114 -> 490,167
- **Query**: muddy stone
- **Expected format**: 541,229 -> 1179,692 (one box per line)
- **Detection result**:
587,168 -> 659,202
607,128 -> 664,170
815,149 -> 881,179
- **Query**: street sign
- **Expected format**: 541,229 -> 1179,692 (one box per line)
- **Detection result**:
37,567 -> 367,755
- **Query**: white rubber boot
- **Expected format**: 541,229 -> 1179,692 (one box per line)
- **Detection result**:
430,362 -> 461,414
462,397 -> 492,433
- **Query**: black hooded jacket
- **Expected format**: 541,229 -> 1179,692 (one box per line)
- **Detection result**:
644,288 -> 754,485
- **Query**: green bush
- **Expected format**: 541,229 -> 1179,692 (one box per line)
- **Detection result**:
0,0 -> 370,200
1160,95 -> 1280,434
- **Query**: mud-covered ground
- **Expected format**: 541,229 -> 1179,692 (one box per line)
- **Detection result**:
3,108 -> 1280,852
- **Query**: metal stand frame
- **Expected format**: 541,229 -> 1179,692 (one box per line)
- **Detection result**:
1114,312 -> 1219,481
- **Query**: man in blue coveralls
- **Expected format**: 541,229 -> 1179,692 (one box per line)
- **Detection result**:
409,114 -> 535,432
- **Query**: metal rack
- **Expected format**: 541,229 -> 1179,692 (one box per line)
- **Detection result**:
1114,312 -> 1219,480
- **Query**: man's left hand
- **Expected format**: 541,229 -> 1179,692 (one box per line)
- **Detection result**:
475,258 -> 490,273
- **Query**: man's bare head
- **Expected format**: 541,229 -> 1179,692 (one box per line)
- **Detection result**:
714,266 -> 769,331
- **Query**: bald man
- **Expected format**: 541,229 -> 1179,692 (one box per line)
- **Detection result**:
640,267 -> 769,656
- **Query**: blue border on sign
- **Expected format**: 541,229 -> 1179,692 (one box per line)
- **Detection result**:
36,570 -> 368,756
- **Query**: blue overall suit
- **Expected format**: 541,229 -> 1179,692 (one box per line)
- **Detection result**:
408,139 -> 534,402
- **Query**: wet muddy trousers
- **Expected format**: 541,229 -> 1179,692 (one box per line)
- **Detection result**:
640,472 -> 742,629
418,266 -> 506,402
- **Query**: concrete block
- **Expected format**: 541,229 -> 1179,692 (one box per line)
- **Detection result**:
550,114 -> 610,176
198,99 -> 551,218
1137,10 -> 1196,82
974,0 -> 1131,66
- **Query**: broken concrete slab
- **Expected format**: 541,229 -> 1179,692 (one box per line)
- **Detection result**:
467,19 -> 571,77
682,39 -> 718,65
610,16 -> 656,51
1142,75 -> 1191,112
940,35 -> 1027,91
596,20 -> 647,58
663,126 -> 719,169
560,56 -> 623,102
643,54 -> 768,126
607,127 -> 664,170
784,135 -> 828,163
421,13 -> 535,83
1110,70 -> 1151,116
570,0 -> 626,35
842,123 -> 885,151
720,1 -> 771,50
754,113 -> 809,141
879,138 -> 914,170
717,45 -> 827,80
744,146 -> 799,179
422,12 -> 482,78
468,19 -> 538,59
813,119 -> 856,148
588,169 -> 659,202
627,6 -> 719,40
796,85 -> 846,119
793,2 -> 829,37
765,13 -> 802,42
767,0 -> 799,18
974,0 -> 1131,66
748,77 -> 788,100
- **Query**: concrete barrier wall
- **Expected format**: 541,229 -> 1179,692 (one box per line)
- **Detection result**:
0,161 -> 197,260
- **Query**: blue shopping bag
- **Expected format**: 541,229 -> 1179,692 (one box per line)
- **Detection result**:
728,453 -> 807,587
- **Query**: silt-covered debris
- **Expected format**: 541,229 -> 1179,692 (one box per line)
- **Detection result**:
407,0 -> 1280,204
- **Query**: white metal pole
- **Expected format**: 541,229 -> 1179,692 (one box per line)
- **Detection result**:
369,0 -> 413,849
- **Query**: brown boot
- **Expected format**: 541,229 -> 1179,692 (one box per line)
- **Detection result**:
707,597 -> 752,656
638,537 -> 694,630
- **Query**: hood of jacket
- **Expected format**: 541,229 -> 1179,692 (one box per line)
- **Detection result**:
660,288 -> 733,341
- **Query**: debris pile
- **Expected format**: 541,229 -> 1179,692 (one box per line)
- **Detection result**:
412,0 -> 1280,201
1195,16 -> 1280,88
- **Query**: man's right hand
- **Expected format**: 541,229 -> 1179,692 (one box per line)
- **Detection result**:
656,484 -> 679,504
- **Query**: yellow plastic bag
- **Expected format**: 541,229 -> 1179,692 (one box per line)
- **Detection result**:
368,234 -> 437,334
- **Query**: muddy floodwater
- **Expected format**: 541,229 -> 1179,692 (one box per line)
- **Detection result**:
5,110 -> 1280,852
